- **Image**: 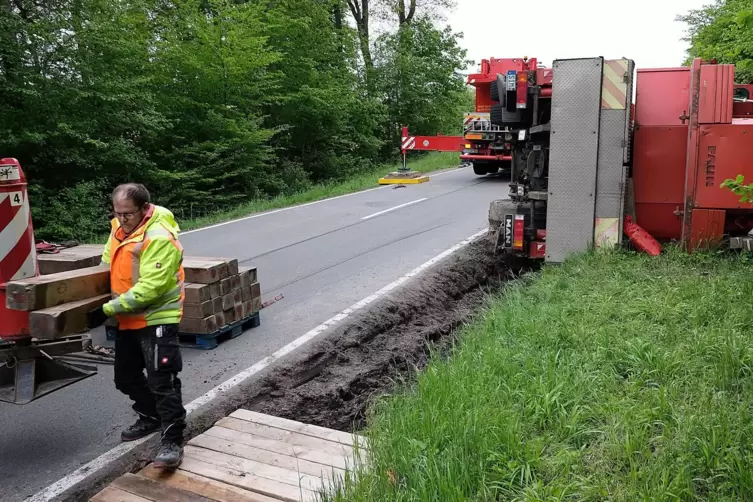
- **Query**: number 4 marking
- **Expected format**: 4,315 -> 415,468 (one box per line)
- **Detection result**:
9,192 -> 23,207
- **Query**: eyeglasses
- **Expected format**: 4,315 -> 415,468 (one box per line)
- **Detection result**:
112,210 -> 141,220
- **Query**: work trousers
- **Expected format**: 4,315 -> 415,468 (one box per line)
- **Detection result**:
114,324 -> 186,443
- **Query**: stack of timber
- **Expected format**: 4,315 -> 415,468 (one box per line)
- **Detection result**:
180,257 -> 262,350
7,248 -> 261,345
5,265 -> 111,339
90,409 -> 367,502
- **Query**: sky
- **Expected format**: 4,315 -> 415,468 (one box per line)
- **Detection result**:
436,0 -> 712,73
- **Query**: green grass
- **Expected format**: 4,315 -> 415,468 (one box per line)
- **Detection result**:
325,247 -> 753,501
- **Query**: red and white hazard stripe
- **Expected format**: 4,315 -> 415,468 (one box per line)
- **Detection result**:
401,136 -> 416,151
0,190 -> 37,282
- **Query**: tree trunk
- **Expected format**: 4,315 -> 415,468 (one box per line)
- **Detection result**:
347,0 -> 373,81
397,0 -> 415,25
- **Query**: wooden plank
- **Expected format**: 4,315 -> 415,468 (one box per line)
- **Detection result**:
183,259 -> 228,284
238,267 -> 257,287
223,308 -> 235,324
112,473 -> 213,502
183,301 -> 215,320
212,297 -> 223,313
231,274 -> 241,291
185,446 -> 324,493
220,278 -> 233,296
6,265 -> 110,311
221,294 -> 235,311
241,287 -> 251,303
184,284 -> 212,305
187,257 -> 239,277
180,316 -> 218,335
209,282 -> 221,299
203,425 -> 350,471
29,294 -> 111,340
214,311 -> 226,328
242,300 -> 254,318
190,433 -> 346,480
215,418 -> 356,460
230,410 -> 365,448
250,283 -> 261,300
251,298 -> 262,314
90,486 -> 152,502
178,452 -> 318,502
233,304 -> 244,323
139,464 -> 280,502
38,245 -> 104,275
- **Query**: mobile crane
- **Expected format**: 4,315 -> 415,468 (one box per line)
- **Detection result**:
402,56 -> 753,263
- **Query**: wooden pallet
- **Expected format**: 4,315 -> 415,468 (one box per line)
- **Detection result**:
178,312 -> 261,350
90,410 -> 367,502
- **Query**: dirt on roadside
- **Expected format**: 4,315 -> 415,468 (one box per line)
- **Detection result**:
241,235 -> 533,432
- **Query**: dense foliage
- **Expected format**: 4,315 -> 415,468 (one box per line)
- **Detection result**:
680,0 -> 753,83
0,0 -> 470,240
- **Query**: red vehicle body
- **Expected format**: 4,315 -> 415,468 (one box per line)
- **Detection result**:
403,56 -> 753,260
400,57 -> 552,176
632,62 -> 753,250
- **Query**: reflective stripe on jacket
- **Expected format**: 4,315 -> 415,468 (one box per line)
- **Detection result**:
101,204 -> 185,330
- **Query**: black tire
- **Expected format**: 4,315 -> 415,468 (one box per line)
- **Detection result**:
491,104 -> 522,127
472,163 -> 488,176
496,74 -> 507,107
490,79 -> 500,103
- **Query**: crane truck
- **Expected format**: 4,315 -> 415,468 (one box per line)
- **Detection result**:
402,56 -> 753,263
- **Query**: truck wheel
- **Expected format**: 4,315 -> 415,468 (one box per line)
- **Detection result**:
473,164 -> 488,176
490,104 -> 504,126
490,79 -> 500,103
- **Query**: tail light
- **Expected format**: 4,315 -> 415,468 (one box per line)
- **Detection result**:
513,214 -> 525,250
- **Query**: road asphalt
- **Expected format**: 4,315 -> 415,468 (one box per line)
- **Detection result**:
0,167 -> 510,501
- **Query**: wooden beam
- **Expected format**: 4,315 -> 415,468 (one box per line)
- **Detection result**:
37,245 -> 104,275
138,464 -> 280,502
29,294 -> 111,340
111,473 -> 214,502
5,265 -> 110,311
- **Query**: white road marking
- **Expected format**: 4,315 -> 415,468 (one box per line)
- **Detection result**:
361,198 -> 428,220
180,166 -> 465,235
28,227 -> 488,502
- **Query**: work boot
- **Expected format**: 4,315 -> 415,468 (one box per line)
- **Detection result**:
153,441 -> 183,469
120,417 -> 160,442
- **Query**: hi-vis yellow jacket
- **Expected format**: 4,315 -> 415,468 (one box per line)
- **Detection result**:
101,204 -> 185,330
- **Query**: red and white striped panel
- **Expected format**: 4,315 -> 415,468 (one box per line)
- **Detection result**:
401,136 -> 416,151
0,189 -> 37,282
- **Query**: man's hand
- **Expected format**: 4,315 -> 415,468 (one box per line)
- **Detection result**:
87,306 -> 108,329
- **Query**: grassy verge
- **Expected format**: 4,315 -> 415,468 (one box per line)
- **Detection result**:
327,247 -> 753,501
179,152 -> 458,233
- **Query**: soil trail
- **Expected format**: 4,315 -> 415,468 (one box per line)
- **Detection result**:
242,236 -> 531,432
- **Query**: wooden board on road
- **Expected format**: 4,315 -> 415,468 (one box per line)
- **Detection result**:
89,411 -> 367,502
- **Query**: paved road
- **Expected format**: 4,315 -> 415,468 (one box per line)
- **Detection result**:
1,167 -> 509,501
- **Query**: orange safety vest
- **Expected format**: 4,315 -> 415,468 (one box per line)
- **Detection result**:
101,204 -> 185,330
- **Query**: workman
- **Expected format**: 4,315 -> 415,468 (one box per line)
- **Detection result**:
87,183 -> 187,470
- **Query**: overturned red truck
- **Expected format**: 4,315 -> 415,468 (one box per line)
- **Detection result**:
403,56 -> 753,262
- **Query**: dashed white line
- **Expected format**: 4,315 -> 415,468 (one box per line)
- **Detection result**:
361,198 -> 428,220
180,166 -> 465,235
27,226 -> 487,502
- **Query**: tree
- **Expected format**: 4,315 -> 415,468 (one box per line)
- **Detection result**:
679,0 -> 753,83
372,16 -> 470,155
